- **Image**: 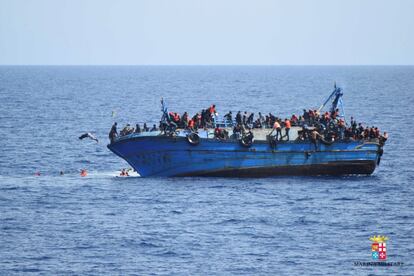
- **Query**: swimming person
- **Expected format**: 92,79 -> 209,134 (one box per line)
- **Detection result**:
80,169 -> 88,177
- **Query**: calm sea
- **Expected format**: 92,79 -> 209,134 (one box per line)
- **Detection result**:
0,66 -> 413,275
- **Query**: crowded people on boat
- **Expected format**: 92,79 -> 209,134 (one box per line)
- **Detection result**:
111,102 -> 386,145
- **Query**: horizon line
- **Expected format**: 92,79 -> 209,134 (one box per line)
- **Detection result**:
1,64 -> 414,66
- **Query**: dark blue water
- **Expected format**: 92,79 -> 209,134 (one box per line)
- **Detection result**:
0,66 -> 413,275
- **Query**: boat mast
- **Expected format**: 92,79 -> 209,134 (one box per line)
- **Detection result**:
160,98 -> 169,124
318,83 -> 345,121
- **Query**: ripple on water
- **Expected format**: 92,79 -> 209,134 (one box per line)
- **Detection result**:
1,66 -> 413,275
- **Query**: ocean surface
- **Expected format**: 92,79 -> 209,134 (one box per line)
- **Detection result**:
0,66 -> 413,275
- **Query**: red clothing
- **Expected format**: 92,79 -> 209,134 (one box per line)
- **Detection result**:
285,120 -> 291,129
188,119 -> 195,128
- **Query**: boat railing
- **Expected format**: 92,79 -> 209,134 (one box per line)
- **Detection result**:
213,117 -> 235,128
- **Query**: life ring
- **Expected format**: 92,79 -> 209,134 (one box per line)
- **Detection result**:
187,132 -> 200,145
240,134 -> 254,147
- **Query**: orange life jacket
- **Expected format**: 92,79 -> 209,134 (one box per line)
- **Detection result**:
174,114 -> 180,122
188,119 -> 194,128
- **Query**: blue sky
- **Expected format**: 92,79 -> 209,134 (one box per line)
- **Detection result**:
0,0 -> 413,65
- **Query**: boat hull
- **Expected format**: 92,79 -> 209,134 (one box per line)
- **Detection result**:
107,135 -> 381,177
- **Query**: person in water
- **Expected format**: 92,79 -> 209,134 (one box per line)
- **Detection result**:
120,169 -> 129,176
80,169 -> 88,177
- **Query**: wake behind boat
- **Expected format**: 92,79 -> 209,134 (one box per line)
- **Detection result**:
107,85 -> 387,177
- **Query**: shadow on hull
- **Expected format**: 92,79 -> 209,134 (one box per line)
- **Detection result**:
175,161 -> 376,177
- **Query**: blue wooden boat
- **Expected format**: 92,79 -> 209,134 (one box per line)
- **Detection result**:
107,86 -> 385,177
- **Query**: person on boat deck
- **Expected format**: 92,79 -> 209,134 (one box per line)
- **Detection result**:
242,112 -> 248,126
258,112 -> 265,126
166,112 -> 178,130
109,122 -> 118,143
143,123 -> 149,132
245,128 -> 254,141
120,125 -> 126,136
269,120 -> 282,140
374,127 -> 380,138
338,119 -> 345,140
284,118 -> 291,141
199,109 -> 206,127
362,127 -> 369,139
369,127 -> 376,139
308,109 -> 315,124
135,123 -> 141,133
351,117 -> 357,134
209,104 -> 216,114
187,119 -> 195,131
268,113 -> 276,126
174,113 -> 180,124
331,108 -> 339,120
120,124 -> 134,136
253,119 -> 262,128
357,123 -> 364,138
150,124 -> 158,132
303,109 -> 310,123
299,125 -> 309,140
181,112 -> 189,128
169,112 -> 180,126
265,115 -> 270,128
344,127 -> 353,140
224,111 -> 232,124
290,114 -> 298,126
235,111 -> 242,125
247,113 -> 254,127
214,126 -> 223,139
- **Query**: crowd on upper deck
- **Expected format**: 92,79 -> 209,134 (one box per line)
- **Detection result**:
109,104 -> 388,144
